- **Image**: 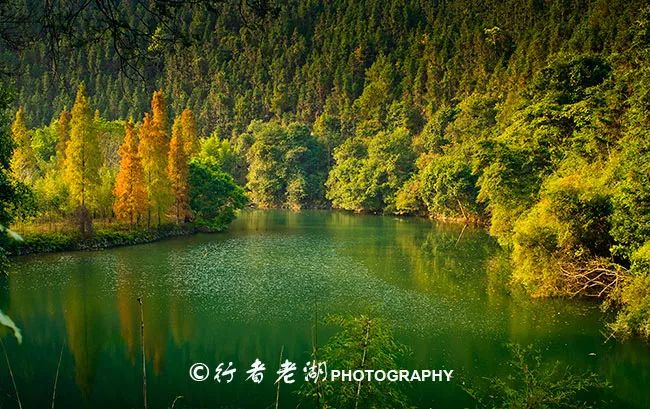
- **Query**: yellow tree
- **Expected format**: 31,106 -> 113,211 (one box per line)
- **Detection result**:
64,84 -> 101,235
180,108 -> 199,158
10,106 -> 39,183
114,120 -> 148,226
55,108 -> 71,168
167,117 -> 190,223
139,90 -> 172,226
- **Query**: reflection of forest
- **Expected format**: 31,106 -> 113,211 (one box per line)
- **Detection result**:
2,210 -> 650,408
325,212 -> 495,295
3,249 -> 308,403
322,211 -> 586,333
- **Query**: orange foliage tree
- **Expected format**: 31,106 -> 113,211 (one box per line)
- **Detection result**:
138,91 -> 172,226
114,120 -> 148,226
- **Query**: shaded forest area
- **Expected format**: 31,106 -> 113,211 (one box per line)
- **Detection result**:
2,0 -> 650,338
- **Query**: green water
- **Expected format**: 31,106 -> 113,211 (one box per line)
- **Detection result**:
1,210 -> 649,408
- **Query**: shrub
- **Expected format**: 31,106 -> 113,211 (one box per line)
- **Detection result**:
608,243 -> 650,339
511,168 -> 614,296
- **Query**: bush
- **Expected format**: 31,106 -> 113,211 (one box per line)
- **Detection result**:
609,136 -> 650,260
9,231 -> 76,254
394,176 -> 424,215
511,168 -> 614,296
608,243 -> 650,339
7,224 -> 198,255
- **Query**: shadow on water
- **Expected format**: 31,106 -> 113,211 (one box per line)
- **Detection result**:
0,209 -> 649,408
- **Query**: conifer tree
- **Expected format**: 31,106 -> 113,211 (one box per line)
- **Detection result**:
55,108 -> 71,168
151,90 -> 168,133
180,108 -> 199,158
64,84 -> 101,235
167,117 -> 190,223
10,106 -> 39,183
139,91 -> 172,226
114,120 -> 148,226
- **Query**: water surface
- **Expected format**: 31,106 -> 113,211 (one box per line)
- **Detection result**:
1,210 -> 649,408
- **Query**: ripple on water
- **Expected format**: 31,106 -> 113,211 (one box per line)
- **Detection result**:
147,233 -> 501,339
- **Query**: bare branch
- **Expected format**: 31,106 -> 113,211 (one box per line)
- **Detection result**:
559,258 -> 627,298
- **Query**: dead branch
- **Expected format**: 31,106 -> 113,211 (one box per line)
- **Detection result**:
559,258 -> 628,298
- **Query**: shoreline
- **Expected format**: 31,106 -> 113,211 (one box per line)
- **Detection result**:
8,208 -> 483,257
6,223 -> 223,257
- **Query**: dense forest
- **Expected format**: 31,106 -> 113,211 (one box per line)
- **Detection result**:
2,0 -> 650,339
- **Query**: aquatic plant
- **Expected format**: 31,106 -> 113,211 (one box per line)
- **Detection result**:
298,314 -> 412,409
462,344 -> 609,409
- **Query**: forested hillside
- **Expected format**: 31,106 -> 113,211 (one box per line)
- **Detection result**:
4,0 -> 650,338
10,0 -> 642,132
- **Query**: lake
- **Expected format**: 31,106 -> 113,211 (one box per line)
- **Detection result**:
1,209 -> 649,408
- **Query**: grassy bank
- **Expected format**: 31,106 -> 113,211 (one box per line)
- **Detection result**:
6,223 -> 225,256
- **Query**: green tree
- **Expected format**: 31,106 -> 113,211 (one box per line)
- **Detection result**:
31,124 -> 58,164
63,84 -> 101,235
353,54 -> 398,128
475,55 -> 610,244
188,158 -> 247,229
609,64 -> 650,260
195,132 -> 236,174
326,127 -> 415,212
313,112 -> 344,167
419,151 -> 482,220
245,121 -> 327,209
